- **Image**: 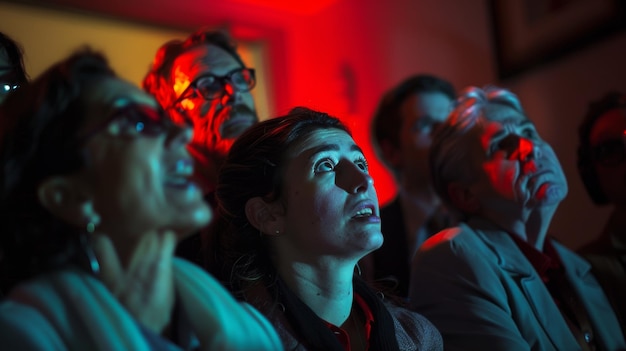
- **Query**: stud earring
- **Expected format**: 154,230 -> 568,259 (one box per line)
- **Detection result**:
86,222 -> 96,233
276,229 -> 280,235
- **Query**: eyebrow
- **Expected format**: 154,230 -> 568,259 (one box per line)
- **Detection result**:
490,119 -> 534,141
305,143 -> 363,161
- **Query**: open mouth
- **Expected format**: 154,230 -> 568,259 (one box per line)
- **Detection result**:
353,207 -> 374,219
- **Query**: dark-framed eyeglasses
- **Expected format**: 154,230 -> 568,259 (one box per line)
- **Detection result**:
173,67 -> 256,105
79,103 -> 176,143
591,132 -> 626,167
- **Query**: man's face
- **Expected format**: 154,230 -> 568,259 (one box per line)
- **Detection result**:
589,108 -> 626,206
169,44 -> 258,160
465,104 -> 568,216
396,91 -> 453,186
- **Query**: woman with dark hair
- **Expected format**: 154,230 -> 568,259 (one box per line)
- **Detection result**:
0,49 -> 281,350
215,107 -> 442,351
0,31 -> 28,104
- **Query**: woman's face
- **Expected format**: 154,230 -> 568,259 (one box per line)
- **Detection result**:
275,128 -> 382,262
77,77 -> 211,245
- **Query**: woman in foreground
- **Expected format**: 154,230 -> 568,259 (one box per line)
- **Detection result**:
215,107 -> 442,350
0,49 -> 282,351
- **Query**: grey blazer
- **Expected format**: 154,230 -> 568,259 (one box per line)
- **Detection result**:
409,219 -> 626,351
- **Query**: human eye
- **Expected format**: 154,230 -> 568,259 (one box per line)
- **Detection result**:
113,107 -> 168,137
521,127 -> 539,139
195,75 -> 221,97
314,157 -> 336,173
355,156 -> 369,172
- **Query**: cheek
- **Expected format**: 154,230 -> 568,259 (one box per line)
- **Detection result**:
483,161 -> 517,197
242,92 -> 255,108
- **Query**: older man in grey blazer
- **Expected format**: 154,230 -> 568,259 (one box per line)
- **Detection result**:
409,86 -> 625,351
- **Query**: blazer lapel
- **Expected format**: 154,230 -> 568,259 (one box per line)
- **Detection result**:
471,222 -> 579,350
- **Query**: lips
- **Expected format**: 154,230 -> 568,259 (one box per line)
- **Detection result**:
350,201 -> 379,220
526,170 -> 554,193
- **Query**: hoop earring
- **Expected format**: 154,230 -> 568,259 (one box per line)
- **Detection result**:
355,263 -> 362,276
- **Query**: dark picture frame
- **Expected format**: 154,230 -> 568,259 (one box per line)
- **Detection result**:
490,0 -> 626,80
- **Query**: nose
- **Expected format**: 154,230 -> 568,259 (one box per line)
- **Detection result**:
219,82 -> 240,107
337,161 -> 374,194
504,135 -> 539,161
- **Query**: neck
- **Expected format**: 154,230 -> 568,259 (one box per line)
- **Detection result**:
479,205 -> 556,251
276,259 -> 357,326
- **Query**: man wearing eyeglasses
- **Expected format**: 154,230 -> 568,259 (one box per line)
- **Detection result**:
577,91 -> 626,337
143,29 -> 258,195
0,32 -> 28,105
143,30 -> 258,275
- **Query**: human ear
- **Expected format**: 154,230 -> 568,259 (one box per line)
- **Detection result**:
448,181 -> 480,214
38,176 -> 100,230
245,197 -> 283,236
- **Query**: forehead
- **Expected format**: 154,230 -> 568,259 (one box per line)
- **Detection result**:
401,91 -> 453,122
171,44 -> 241,79
287,128 -> 356,159
590,108 -> 626,145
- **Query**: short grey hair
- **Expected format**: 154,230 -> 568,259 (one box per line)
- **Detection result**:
429,86 -> 526,213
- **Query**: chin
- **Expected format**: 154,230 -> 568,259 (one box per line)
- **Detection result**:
173,207 -> 213,239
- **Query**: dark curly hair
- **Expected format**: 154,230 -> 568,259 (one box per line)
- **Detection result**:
0,32 -> 28,84
214,107 -> 349,288
142,29 -> 245,109
577,91 -> 626,205
0,49 -> 115,292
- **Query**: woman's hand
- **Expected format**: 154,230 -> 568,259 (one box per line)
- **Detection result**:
93,231 -> 176,334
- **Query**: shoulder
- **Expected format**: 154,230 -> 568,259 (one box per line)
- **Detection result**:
416,223 -> 490,263
0,290 -> 65,349
385,302 -> 443,351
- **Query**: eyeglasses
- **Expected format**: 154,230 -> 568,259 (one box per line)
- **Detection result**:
173,68 -> 256,105
80,103 -> 175,143
591,133 -> 626,167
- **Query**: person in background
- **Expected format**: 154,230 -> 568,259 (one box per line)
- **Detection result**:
143,29 -> 259,271
0,32 -> 28,104
215,106 -> 443,351
576,91 -> 626,336
362,74 -> 456,297
0,49 -> 282,350
409,86 -> 625,351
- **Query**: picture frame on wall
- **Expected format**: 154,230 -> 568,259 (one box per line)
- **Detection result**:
489,0 -> 626,80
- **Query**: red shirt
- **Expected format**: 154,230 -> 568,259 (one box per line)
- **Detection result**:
325,294 -> 374,350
